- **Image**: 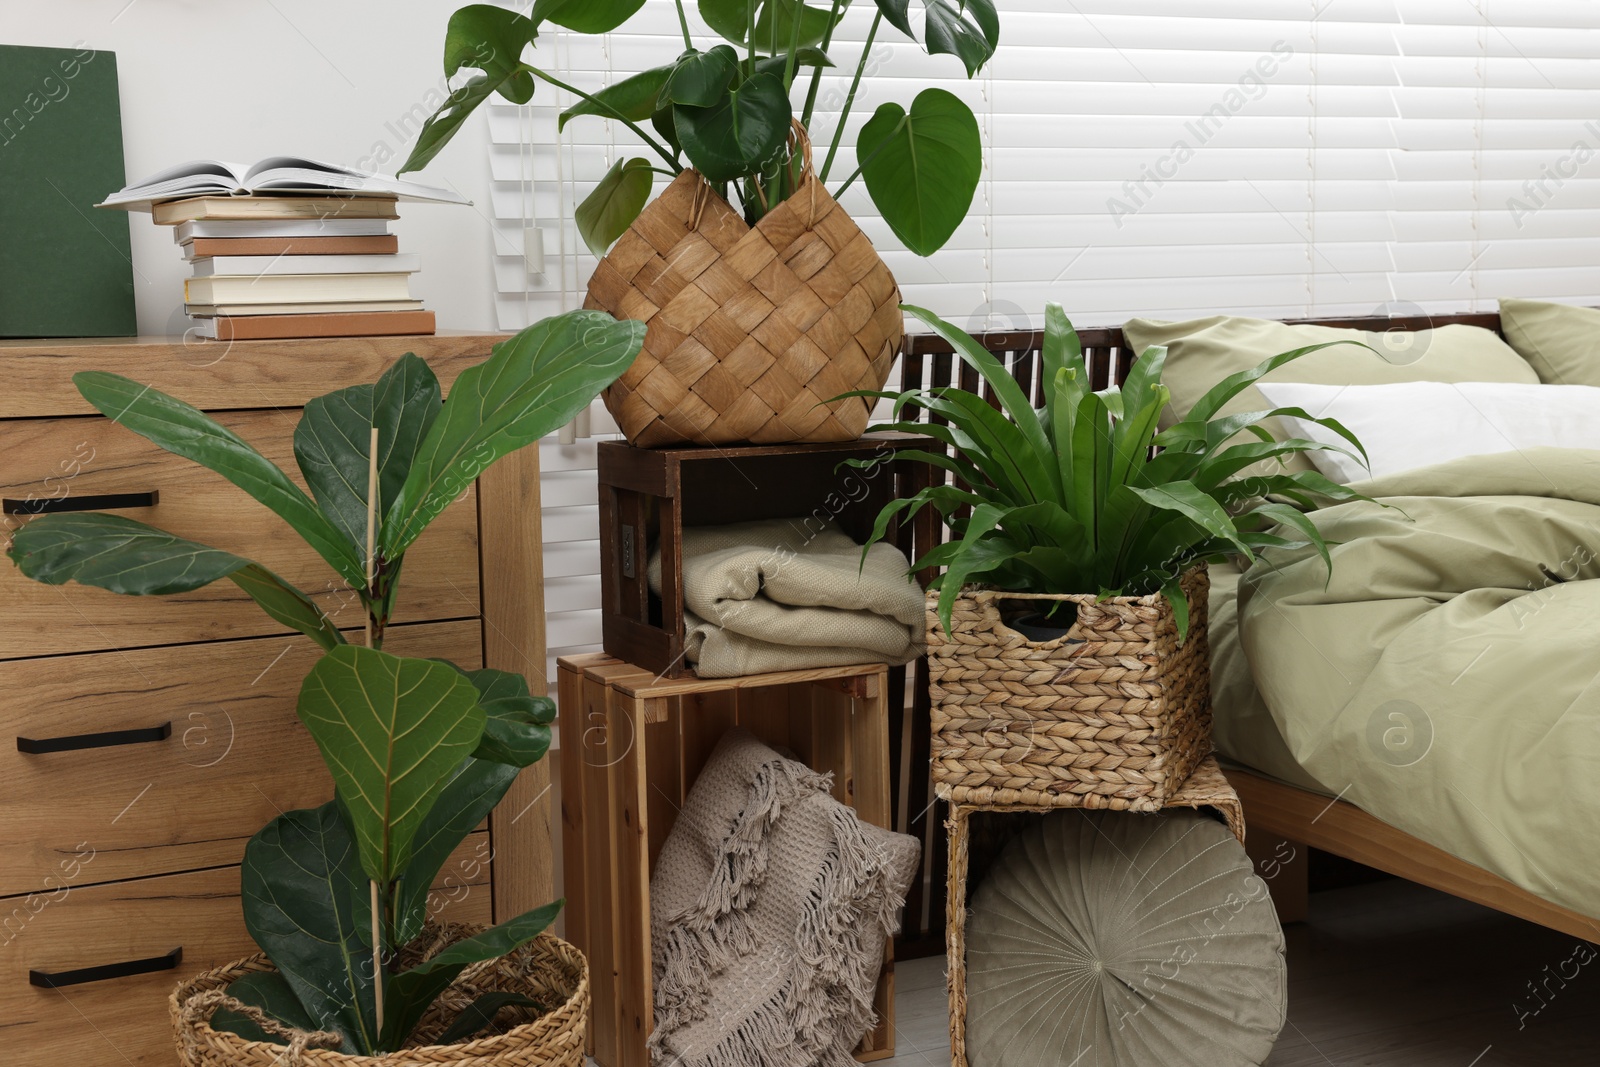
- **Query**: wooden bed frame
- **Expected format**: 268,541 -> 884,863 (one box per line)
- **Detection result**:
895,309 -> 1600,944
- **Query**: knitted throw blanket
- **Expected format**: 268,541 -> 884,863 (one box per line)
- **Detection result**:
649,729 -> 922,1067
647,519 -> 925,678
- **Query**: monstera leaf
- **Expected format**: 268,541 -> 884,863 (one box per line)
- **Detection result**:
530,0 -> 646,33
398,5 -> 537,174
700,0 -> 844,51
6,513 -> 343,651
574,157 -> 655,258
380,309 -> 644,559
858,88 -> 982,256
873,0 -> 999,76
753,46 -> 834,82
398,77 -> 501,177
239,802 -> 376,1053
295,646 -> 486,885
660,46 -> 740,107
674,70 -> 792,184
558,63 -> 675,130
444,4 -> 535,97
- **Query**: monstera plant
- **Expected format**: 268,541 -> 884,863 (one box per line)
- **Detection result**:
7,310 -> 645,1054
398,0 -> 999,256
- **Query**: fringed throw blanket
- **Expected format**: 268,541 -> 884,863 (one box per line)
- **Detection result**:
649,728 -> 921,1067
647,519 -> 925,678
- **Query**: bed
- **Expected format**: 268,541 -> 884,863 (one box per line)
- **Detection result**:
894,306 -> 1600,946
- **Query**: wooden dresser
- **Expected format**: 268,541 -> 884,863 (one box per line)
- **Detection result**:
0,334 -> 552,1067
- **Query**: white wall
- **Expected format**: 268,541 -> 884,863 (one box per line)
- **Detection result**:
7,0 -> 500,334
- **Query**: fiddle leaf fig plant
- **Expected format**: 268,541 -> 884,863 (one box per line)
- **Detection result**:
850,303 -> 1380,640
6,309 -> 646,1053
398,1 -> 1000,258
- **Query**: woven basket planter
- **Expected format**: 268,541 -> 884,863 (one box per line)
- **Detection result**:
926,565 -> 1213,809
584,130 -> 902,448
170,929 -> 587,1067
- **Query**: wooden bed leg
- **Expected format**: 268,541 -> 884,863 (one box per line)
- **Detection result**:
1247,834 -> 1309,925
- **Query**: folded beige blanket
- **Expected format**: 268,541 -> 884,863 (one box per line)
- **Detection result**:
648,519 -> 925,678
649,728 -> 921,1067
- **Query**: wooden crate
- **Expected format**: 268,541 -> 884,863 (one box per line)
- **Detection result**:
557,653 -> 899,1067
596,432 -> 936,677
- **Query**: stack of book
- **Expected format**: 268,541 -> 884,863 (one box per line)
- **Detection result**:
101,157 -> 469,341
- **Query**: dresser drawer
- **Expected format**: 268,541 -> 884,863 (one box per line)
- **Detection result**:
0,411 -> 481,658
0,620 -> 482,896
0,839 -> 495,1067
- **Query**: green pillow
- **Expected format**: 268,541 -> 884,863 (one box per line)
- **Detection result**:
1498,298 -> 1600,386
965,808 -> 1285,1067
1122,315 -> 1539,471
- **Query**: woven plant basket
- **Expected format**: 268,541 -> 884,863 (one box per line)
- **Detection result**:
584,125 -> 903,448
927,565 -> 1213,809
169,928 -> 587,1067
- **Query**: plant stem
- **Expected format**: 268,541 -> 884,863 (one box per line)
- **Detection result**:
672,0 -> 693,50
781,0 -> 807,90
775,4 -> 807,206
746,0 -> 756,71
800,0 -> 848,129
831,164 -> 864,199
820,10 -> 881,183
830,117 -> 900,198
749,173 -> 768,222
527,66 -> 680,168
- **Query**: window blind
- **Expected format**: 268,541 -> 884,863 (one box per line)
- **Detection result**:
486,0 -> 1600,666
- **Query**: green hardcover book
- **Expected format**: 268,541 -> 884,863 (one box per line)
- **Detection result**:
0,44 -> 137,337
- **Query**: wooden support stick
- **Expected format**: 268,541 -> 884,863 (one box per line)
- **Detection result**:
364,426 -> 379,651
364,425 -> 384,1034
371,879 -> 385,1033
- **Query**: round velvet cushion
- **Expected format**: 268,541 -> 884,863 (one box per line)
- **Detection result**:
965,808 -> 1286,1067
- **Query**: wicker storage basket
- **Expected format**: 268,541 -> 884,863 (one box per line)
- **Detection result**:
170,929 -> 587,1067
943,758 -> 1246,1067
584,128 -> 902,448
927,565 -> 1213,809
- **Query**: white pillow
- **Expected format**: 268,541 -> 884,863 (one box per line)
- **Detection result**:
1254,380 -> 1600,482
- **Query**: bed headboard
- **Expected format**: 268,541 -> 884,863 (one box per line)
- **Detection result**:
898,310 -> 1506,403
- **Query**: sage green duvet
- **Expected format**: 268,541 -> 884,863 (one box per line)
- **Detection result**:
1211,448 -> 1600,920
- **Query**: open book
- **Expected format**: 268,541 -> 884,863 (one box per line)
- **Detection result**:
99,156 -> 469,210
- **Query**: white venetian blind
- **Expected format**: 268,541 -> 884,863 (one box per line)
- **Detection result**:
486,0 -> 1600,671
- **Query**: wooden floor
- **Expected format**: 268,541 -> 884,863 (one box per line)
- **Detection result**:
876,878 -> 1599,1066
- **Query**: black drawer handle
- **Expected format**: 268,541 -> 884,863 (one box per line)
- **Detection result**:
17,722 -> 172,755
30,947 -> 182,988
3,490 -> 160,516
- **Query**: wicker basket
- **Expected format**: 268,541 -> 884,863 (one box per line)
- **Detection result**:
169,929 -> 587,1067
585,126 -> 902,448
927,565 -> 1213,809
